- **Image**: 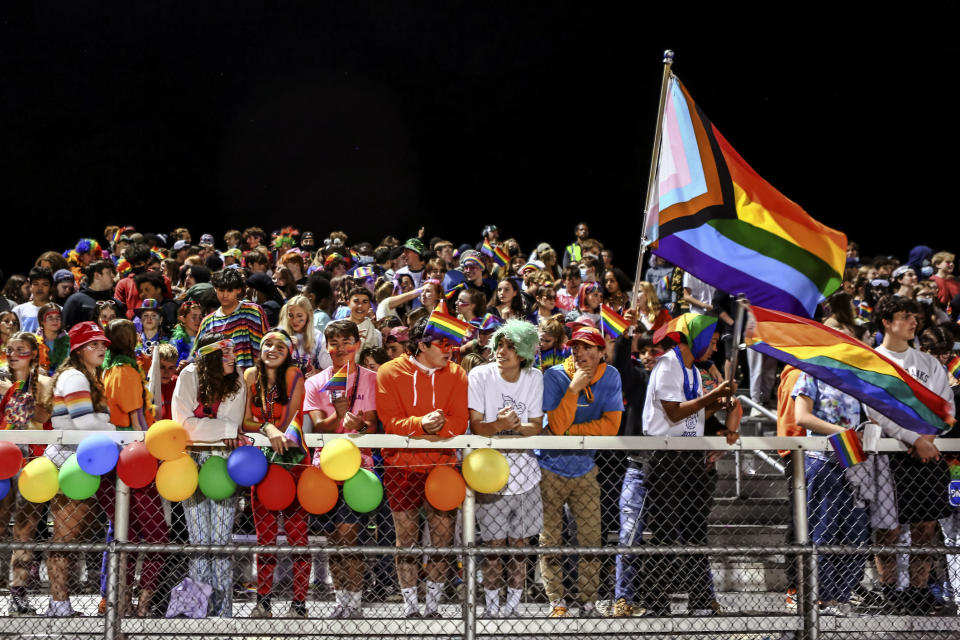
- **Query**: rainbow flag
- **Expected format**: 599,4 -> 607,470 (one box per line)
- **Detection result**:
320,366 -> 349,392
600,304 -> 630,339
949,356 -> 960,381
648,76 -> 847,318
492,245 -> 510,268
353,266 -> 375,279
481,240 -> 495,258
653,313 -> 718,361
424,309 -> 471,345
828,429 -> 867,468
747,305 -> 955,435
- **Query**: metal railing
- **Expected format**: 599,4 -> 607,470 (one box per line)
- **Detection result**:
1,430 -> 959,639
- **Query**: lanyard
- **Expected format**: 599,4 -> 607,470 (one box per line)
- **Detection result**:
673,346 -> 699,401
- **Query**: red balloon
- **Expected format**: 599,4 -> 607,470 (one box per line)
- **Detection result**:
117,442 -> 159,489
257,464 -> 296,511
425,465 -> 466,511
0,441 -> 24,480
297,467 -> 338,515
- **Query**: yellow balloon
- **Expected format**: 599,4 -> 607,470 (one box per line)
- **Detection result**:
461,448 -> 510,494
319,438 -> 361,481
18,457 -> 59,503
145,420 -> 188,461
156,455 -> 199,502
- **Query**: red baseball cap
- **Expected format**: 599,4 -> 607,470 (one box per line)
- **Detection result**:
567,326 -> 606,349
68,321 -> 111,353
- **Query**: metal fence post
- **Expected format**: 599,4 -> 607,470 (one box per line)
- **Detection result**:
790,450 -> 817,640
104,475 -> 131,640
462,486 -> 477,640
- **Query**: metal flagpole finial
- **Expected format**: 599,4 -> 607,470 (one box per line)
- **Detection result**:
663,49 -> 674,63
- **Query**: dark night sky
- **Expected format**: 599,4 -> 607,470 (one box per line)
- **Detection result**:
2,5 -> 958,277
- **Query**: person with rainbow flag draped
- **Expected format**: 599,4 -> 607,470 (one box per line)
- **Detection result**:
642,314 -> 740,617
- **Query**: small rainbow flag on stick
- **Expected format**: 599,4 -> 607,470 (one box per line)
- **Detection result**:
320,366 -> 349,392
424,309 -> 471,345
492,245 -> 510,268
481,240 -> 495,257
600,304 -> 630,339
828,429 -> 867,468
948,356 -> 960,381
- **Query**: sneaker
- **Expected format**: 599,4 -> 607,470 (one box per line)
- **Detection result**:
785,588 -> 798,612
9,595 -> 36,617
549,605 -> 568,618
404,608 -> 422,618
248,602 -> 272,618
500,607 -> 518,618
612,598 -> 633,618
423,610 -> 442,619
690,600 -> 722,617
286,603 -> 308,618
330,604 -> 349,619
901,588 -> 956,616
579,601 -> 601,618
478,608 -> 499,619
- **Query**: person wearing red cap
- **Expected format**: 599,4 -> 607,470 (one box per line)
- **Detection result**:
538,326 -> 622,618
46,321 -> 114,617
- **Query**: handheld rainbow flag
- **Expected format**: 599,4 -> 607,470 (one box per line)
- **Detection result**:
320,366 -> 349,392
600,304 -> 630,339
647,75 -> 847,318
443,282 -> 465,312
747,305 -> 955,435
424,309 -> 471,345
353,266 -> 375,279
492,245 -> 510,268
949,356 -> 960,381
828,429 -> 867,468
479,313 -> 503,332
481,240 -> 495,258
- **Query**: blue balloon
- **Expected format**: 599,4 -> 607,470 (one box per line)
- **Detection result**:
226,446 -> 268,487
76,434 -> 120,476
0,478 -> 9,501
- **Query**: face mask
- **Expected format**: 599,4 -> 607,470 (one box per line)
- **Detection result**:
870,278 -> 890,288
916,296 -> 934,305
579,267 -> 588,281
921,266 -> 934,277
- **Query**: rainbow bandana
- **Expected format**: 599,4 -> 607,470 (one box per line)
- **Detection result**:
653,313 -> 718,361
262,330 -> 293,350
197,339 -> 233,357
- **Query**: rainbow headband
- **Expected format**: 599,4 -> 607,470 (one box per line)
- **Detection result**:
263,331 -> 293,350
197,339 -> 233,356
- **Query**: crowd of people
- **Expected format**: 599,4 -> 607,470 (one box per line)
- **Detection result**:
0,223 -> 958,621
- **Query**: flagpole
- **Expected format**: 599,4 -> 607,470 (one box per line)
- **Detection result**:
630,49 -> 674,312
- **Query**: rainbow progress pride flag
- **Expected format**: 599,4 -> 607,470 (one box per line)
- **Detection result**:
319,366 -> 349,392
648,76 -> 847,318
747,305 -> 955,435
424,310 -> 471,345
600,304 -> 630,339
828,429 -> 867,468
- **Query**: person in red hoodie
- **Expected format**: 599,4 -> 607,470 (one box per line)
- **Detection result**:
375,314 -> 469,618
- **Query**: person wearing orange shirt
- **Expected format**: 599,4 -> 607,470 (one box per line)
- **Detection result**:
375,316 -> 468,618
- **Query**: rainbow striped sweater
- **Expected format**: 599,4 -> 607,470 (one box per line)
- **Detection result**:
191,301 -> 269,370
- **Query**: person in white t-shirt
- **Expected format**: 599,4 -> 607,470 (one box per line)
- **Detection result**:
681,272 -> 716,316
642,314 -> 739,616
468,319 -> 544,618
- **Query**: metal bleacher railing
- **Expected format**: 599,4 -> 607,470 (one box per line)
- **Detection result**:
3,417 -> 960,639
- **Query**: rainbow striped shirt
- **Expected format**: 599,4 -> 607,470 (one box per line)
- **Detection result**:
191,301 -> 269,369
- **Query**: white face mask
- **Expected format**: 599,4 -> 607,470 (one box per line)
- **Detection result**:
579,267 -> 588,281
917,296 -> 934,305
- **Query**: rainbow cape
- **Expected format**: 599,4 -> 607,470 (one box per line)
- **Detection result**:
647,76 -> 847,318
424,309 -> 471,345
653,313 -> 718,361
828,429 -> 867,468
747,305 -> 955,435
600,304 -> 630,339
948,356 -> 960,381
319,366 -> 349,392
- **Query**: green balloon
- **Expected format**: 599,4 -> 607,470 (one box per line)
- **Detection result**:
58,454 -> 101,501
198,456 -> 237,501
342,468 -> 383,513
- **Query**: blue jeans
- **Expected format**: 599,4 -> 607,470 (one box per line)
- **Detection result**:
805,456 -> 870,603
615,466 -> 646,602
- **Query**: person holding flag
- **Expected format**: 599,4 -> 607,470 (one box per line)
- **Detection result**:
304,319 -> 378,618
375,310 -> 469,618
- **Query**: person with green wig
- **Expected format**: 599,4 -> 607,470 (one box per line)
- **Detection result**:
467,319 -> 544,618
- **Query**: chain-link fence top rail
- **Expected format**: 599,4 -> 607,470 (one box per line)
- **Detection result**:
3,431 -> 960,639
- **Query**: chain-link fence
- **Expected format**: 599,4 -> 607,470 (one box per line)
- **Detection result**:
3,424 -> 960,639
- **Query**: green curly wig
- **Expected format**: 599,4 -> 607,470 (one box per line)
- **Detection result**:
491,319 -> 539,368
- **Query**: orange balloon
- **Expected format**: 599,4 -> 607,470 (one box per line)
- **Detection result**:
425,465 -> 466,511
297,466 -> 339,515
